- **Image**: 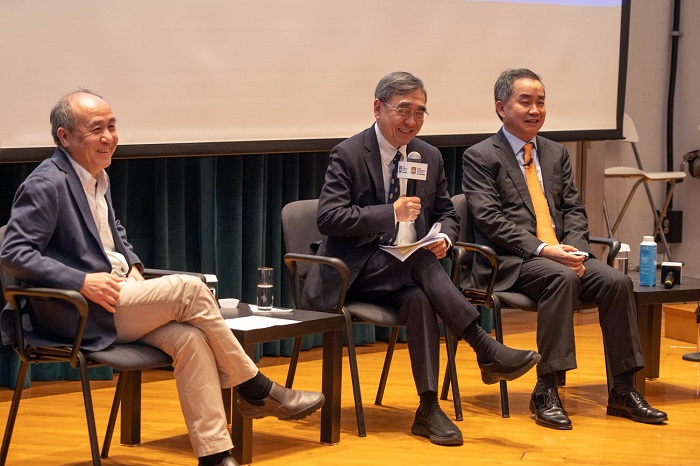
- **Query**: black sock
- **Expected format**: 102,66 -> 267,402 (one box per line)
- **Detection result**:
612,369 -> 635,394
198,451 -> 231,466
236,371 -> 273,401
534,373 -> 558,394
418,390 -> 439,414
461,321 -> 501,363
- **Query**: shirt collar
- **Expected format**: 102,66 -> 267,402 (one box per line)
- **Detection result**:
501,126 -> 537,156
374,122 -> 405,166
64,149 -> 109,195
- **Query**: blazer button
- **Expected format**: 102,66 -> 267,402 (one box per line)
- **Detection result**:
531,221 -> 536,227
355,267 -> 361,272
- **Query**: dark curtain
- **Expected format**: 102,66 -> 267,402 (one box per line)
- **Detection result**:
0,146 -> 468,385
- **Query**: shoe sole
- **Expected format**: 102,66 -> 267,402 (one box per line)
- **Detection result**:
606,406 -> 668,424
411,424 -> 464,446
278,395 -> 326,421
481,352 -> 541,385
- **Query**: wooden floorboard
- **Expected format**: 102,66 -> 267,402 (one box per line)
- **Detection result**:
1,309 -> 699,465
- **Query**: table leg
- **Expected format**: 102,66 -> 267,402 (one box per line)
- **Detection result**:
231,345 -> 254,465
321,329 -> 342,445
635,302 -> 663,395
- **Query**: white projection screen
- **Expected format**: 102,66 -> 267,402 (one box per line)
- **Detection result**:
0,0 -> 629,161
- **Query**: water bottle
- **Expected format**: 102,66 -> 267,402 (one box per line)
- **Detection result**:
639,235 -> 657,286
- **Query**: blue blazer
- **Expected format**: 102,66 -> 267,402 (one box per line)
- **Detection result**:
0,147 -> 141,351
302,126 -> 460,312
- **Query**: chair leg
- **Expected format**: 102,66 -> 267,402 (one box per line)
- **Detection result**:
375,326 -> 399,406
342,310 -> 367,437
491,298 -> 510,418
443,327 -> 463,421
77,353 -> 102,466
102,370 -> 131,458
0,360 -> 29,466
286,336 -> 304,388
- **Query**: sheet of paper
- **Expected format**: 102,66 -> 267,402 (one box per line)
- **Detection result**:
248,304 -> 293,313
379,222 -> 449,262
225,315 -> 300,331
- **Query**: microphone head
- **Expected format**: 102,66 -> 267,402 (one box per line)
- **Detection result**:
407,151 -> 422,163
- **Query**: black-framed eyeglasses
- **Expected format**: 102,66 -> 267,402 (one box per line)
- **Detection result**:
380,101 -> 429,121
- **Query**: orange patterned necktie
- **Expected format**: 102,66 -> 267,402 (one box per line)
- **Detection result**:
523,142 -> 559,246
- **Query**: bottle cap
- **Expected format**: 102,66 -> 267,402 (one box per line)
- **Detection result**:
619,243 -> 631,252
643,235 -> 655,242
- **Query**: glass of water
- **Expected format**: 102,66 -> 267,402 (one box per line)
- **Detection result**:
256,267 -> 274,310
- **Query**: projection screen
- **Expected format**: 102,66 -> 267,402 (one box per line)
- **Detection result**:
0,0 -> 628,161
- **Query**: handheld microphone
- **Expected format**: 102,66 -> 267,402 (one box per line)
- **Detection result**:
406,151 -> 422,197
661,261 -> 683,289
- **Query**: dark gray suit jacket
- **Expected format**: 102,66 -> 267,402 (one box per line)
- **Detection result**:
462,130 -> 591,291
0,147 -> 141,351
302,126 -> 459,312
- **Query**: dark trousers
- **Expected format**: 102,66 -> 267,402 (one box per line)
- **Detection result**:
514,257 -> 645,378
348,248 -> 480,395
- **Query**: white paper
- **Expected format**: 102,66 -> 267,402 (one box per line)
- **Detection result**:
248,304 -> 294,313
225,315 -> 299,331
379,222 -> 450,262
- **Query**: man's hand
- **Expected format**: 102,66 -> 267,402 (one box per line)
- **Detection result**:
80,272 -> 124,314
393,196 -> 421,222
423,238 -> 449,260
540,244 -> 586,278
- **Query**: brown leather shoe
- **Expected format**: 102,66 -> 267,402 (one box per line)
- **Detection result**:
606,388 -> 668,424
236,382 -> 325,420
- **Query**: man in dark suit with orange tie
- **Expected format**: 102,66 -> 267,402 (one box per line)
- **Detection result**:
462,68 -> 667,430
303,71 -> 540,445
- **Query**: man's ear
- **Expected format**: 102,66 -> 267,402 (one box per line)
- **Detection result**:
495,101 -> 505,119
56,127 -> 69,148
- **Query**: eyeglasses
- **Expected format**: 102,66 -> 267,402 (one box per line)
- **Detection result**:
380,101 -> 429,121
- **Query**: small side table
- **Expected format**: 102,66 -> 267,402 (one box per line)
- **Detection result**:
219,304 -> 344,465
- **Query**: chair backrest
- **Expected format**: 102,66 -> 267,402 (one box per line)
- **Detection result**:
281,199 -> 322,279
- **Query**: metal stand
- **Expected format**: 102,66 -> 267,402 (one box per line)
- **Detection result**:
682,304 -> 700,362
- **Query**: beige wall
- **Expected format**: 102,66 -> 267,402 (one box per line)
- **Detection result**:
583,0 -> 700,276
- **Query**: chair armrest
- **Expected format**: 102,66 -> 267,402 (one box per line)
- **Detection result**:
142,268 -> 207,283
4,285 -> 89,368
589,237 -> 621,267
452,241 -> 500,308
283,253 -> 350,313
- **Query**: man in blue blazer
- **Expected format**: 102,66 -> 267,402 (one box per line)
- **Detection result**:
0,90 -> 324,466
462,68 -> 667,430
302,71 -> 540,445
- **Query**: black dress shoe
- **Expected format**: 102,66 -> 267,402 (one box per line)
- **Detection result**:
411,406 -> 463,446
478,349 -> 541,384
198,454 -> 239,466
606,388 -> 668,424
236,382 -> 325,420
529,387 -> 572,430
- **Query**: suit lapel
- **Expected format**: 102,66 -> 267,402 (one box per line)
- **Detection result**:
362,127 -> 387,205
493,131 -> 535,217
54,149 -> 106,256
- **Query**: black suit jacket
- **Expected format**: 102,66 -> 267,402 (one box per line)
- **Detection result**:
462,130 -> 591,291
302,125 -> 459,311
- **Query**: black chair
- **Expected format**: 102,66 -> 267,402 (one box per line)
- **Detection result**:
280,199 -> 463,437
445,194 -> 620,418
0,225 -> 207,466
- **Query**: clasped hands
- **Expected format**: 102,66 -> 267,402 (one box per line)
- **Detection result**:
540,244 -> 586,278
80,266 -> 144,313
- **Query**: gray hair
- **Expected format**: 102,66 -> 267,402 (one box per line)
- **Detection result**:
374,71 -> 427,102
50,88 -> 103,145
494,68 -> 543,102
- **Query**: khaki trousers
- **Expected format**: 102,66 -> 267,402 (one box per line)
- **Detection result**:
113,274 -> 258,457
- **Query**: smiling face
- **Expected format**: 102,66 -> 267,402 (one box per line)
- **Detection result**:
496,77 -> 546,141
56,92 -> 118,176
374,88 -> 426,148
